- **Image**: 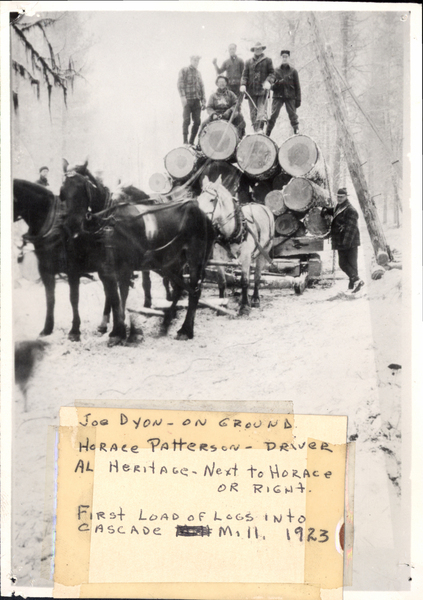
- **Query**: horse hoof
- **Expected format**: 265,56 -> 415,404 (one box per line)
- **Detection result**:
127,333 -> 144,345
251,298 -> 260,308
68,333 -> 81,342
97,325 -> 108,334
177,328 -> 193,340
107,336 -> 124,347
239,305 -> 251,316
39,329 -> 52,337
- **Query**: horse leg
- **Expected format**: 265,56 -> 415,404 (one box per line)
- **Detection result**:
98,268 -> 126,345
239,255 -> 251,316
38,267 -> 55,336
142,271 -> 152,308
161,268 -> 184,336
251,255 -> 265,308
163,276 -> 173,302
217,266 -> 227,299
177,247 -> 206,340
98,296 -> 111,334
68,273 -> 82,341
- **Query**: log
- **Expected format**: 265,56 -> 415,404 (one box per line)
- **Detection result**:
272,172 -> 292,190
148,172 -> 173,194
164,146 -> 204,181
273,236 -> 324,257
199,120 -> 239,161
199,160 -> 242,194
275,212 -> 301,236
282,177 -> 330,214
265,190 -> 287,216
236,133 -> 279,180
251,180 -> 273,204
310,12 -> 392,264
303,207 -> 331,236
278,134 -> 327,186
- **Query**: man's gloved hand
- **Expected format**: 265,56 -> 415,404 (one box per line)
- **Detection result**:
263,80 -> 272,90
295,98 -> 301,108
212,58 -> 218,65
240,85 -> 246,93
201,101 -> 206,110
210,113 -> 219,121
181,97 -> 187,108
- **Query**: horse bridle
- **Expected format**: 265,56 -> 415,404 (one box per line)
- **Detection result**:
201,183 -> 246,245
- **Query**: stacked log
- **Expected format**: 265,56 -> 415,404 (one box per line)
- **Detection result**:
152,132 -> 333,260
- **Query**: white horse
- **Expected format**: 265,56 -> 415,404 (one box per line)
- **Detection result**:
198,176 -> 275,314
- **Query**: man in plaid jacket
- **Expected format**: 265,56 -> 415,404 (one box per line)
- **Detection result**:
177,55 -> 206,145
240,42 -> 274,132
323,188 -> 364,293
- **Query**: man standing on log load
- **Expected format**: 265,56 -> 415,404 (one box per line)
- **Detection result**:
240,42 -> 274,132
322,188 -> 364,293
177,55 -> 206,145
199,75 -> 246,139
212,44 -> 244,96
266,50 -> 301,136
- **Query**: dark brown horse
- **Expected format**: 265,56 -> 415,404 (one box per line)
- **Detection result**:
14,178 -> 126,341
60,162 -> 215,341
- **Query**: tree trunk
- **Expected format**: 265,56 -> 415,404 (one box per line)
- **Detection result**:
310,12 -> 392,265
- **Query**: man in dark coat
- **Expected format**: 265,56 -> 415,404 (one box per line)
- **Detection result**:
36,166 -> 50,187
240,42 -> 274,132
213,44 -> 244,96
323,188 -> 364,293
199,76 -> 246,139
266,50 -> 301,136
177,55 -> 206,145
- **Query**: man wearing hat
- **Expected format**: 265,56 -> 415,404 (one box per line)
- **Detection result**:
177,55 -> 207,145
199,75 -> 246,139
240,42 -> 274,132
36,166 -> 50,187
213,44 -> 245,97
266,50 -> 301,136
323,188 -> 364,293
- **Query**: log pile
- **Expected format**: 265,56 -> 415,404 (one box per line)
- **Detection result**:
149,130 -> 334,259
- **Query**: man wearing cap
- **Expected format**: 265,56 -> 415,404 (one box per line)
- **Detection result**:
266,50 -> 301,136
177,55 -> 207,145
323,188 -> 364,293
213,44 -> 245,97
36,166 -> 50,187
240,42 -> 274,132
199,75 -> 246,139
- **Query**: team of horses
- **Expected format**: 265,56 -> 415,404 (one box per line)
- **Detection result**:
13,162 -> 275,345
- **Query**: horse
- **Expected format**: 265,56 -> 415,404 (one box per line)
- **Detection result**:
96,182 -> 173,334
13,179 -> 67,336
13,178 -> 127,342
60,161 -> 215,342
197,175 -> 275,314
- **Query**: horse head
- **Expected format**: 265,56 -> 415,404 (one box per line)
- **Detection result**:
61,158 -> 108,236
198,175 -> 234,222
13,179 -> 55,236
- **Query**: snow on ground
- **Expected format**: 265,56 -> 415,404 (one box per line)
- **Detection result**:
10,227 -> 405,591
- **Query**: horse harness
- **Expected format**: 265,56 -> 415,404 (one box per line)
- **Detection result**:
203,184 -> 248,251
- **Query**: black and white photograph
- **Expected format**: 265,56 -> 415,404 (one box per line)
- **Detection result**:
1,1 -> 421,598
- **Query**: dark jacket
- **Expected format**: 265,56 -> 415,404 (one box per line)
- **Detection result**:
327,200 -> 360,249
240,54 -> 274,97
207,88 -> 238,117
269,64 -> 301,105
216,56 -> 245,87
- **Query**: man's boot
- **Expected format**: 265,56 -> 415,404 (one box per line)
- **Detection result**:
293,125 -> 300,134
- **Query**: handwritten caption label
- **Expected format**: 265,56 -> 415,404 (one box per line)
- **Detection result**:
56,409 -> 347,587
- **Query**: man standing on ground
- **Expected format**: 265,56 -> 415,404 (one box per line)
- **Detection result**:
323,188 -> 364,293
212,44 -> 244,96
240,42 -> 274,132
177,55 -> 206,145
266,50 -> 301,136
36,166 -> 50,187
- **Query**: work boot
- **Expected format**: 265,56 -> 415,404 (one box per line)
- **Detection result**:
293,125 -> 299,134
352,279 -> 365,293
348,279 -> 354,290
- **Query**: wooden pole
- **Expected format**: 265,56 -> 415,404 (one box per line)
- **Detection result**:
309,12 -> 392,265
